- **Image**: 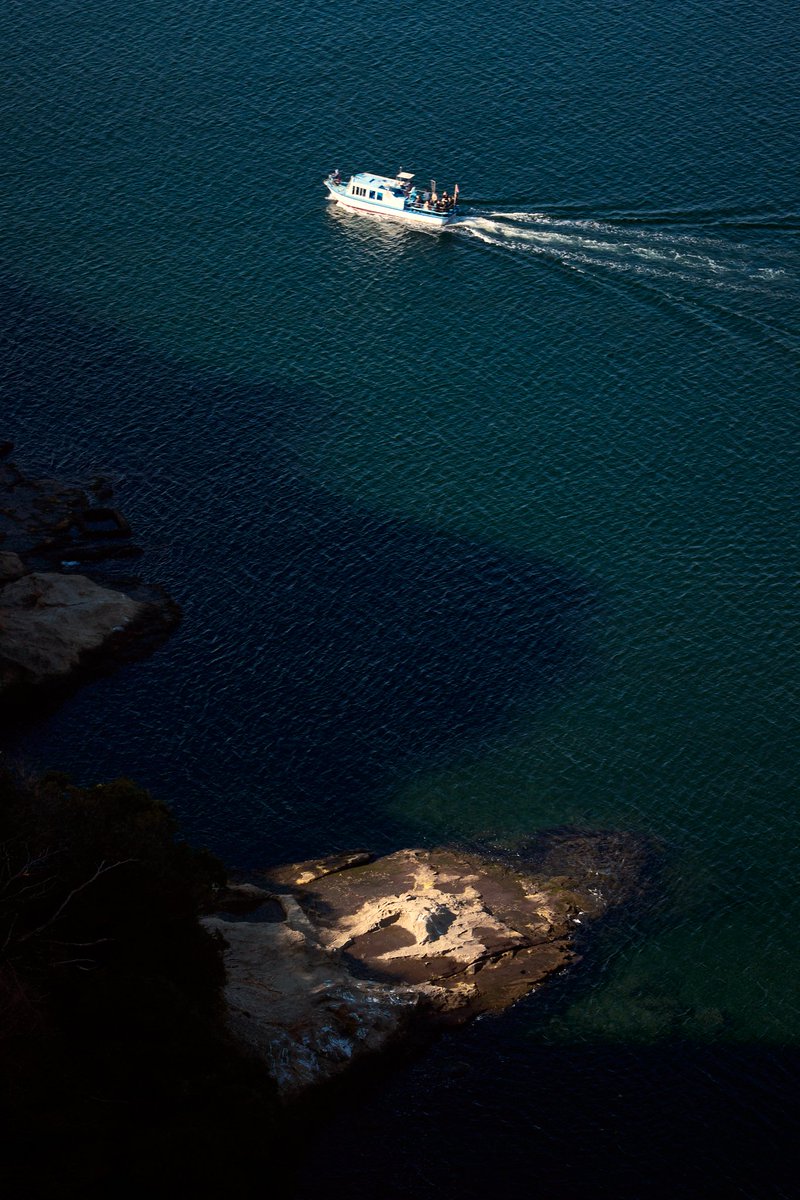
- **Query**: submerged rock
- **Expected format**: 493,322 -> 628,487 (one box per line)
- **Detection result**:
206,832 -> 650,1098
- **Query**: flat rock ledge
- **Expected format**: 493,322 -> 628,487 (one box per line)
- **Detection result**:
0,448 -> 179,710
206,832 -> 649,1099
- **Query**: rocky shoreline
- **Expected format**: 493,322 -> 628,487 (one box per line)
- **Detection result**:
208,831 -> 651,1098
0,444 -> 179,712
1,444 -> 653,1107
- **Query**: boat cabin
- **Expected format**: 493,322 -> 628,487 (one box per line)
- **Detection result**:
345,171 -> 411,212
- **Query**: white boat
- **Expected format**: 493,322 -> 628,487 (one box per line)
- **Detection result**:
323,169 -> 459,228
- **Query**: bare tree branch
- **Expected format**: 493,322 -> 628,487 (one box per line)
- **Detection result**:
2,874 -> 61,906
48,937 -> 114,948
1,914 -> 18,955
19,859 -> 137,943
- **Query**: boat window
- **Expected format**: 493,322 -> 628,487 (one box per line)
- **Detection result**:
369,190 -> 375,199
377,192 -> 383,200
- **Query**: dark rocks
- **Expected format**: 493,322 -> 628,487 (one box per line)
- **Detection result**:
89,475 -> 114,501
75,506 -> 131,540
0,450 -> 179,712
0,458 -> 134,565
0,552 -> 26,584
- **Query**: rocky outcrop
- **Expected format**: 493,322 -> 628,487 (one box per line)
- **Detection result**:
206,832 -> 650,1098
0,447 -> 179,710
0,571 -> 178,703
0,450 -> 139,566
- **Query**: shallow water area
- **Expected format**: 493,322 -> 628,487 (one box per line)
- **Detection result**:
3,0 -> 799,1193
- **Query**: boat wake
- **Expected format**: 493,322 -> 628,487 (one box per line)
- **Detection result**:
455,208 -> 794,292
326,194 -> 797,350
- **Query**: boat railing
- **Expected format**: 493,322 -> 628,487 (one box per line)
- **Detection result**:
407,192 -> 457,213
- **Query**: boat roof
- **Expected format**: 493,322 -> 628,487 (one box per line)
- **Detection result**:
351,171 -> 411,190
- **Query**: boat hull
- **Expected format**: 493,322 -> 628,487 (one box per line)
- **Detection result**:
324,180 -> 455,228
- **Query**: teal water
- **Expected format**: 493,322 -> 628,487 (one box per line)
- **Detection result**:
3,1 -> 799,1193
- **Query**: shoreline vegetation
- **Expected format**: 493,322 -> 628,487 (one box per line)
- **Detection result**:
1,446 -> 652,1191
0,769 -> 282,1192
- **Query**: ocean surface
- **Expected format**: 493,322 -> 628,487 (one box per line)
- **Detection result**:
2,1 -> 799,1194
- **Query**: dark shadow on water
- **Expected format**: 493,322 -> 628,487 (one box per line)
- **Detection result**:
5,284 -> 792,1200
233,488 -> 595,854
1,279 -> 598,864
287,1034 -> 798,1200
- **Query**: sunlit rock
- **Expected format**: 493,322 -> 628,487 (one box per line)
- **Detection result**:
207,832 -> 650,1098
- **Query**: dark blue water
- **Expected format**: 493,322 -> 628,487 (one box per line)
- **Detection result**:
3,1 -> 799,1194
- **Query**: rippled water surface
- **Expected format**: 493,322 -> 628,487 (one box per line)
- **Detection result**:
3,1 -> 799,1194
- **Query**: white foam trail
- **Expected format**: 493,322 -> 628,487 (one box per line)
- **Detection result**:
454,208 -> 794,299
